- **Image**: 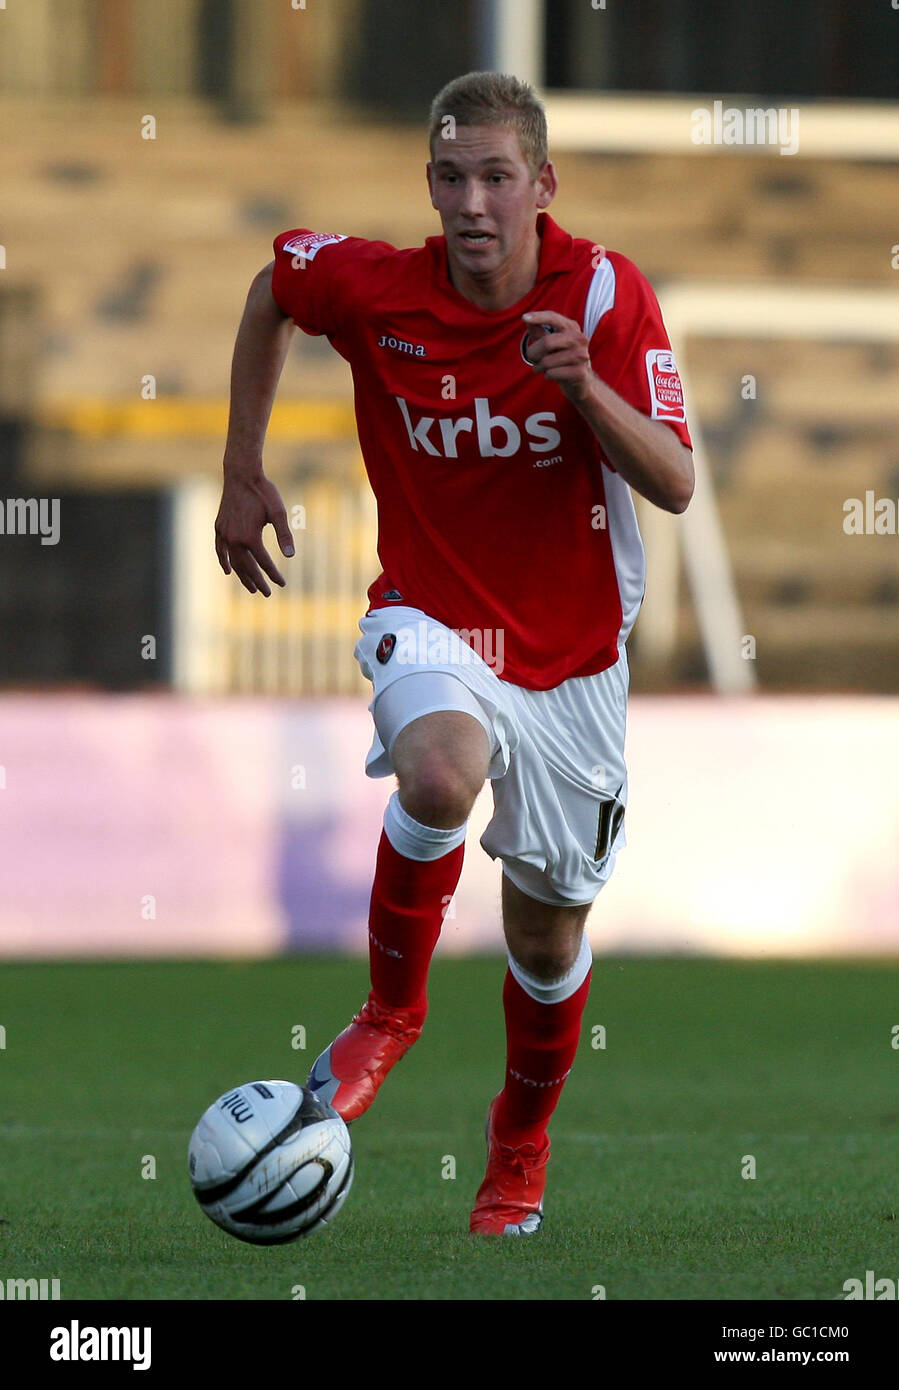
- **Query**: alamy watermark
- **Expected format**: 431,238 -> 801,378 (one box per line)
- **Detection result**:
843,1270 -> 899,1299
384,621 -> 505,675
0,497 -> 60,545
50,1321 -> 151,1370
691,101 -> 799,156
843,491 -> 898,535
0,1276 -> 61,1299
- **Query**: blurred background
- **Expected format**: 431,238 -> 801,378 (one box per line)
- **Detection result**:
1,0 -> 897,958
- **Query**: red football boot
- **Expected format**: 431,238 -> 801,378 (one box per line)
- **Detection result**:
469,1097 -> 550,1235
306,996 -> 422,1123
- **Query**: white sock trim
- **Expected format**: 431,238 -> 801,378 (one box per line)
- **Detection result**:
508,932 -> 593,1005
383,789 -> 467,862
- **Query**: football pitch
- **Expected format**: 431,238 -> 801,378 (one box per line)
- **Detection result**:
2,956 -> 897,1302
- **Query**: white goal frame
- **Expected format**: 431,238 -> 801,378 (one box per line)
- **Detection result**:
638,283 -> 899,693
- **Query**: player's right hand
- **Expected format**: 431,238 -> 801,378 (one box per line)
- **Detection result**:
214,473 -> 294,597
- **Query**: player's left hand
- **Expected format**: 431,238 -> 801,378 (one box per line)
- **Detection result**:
522,310 -> 596,404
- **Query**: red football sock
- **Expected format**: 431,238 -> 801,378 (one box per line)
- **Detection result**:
367,829 -> 465,1028
493,966 -> 592,1147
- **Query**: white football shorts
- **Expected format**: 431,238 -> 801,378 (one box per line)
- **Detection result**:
354,605 -> 629,907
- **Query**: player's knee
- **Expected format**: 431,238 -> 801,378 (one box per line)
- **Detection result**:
397,758 -> 481,829
512,939 -> 580,981
503,877 -> 591,980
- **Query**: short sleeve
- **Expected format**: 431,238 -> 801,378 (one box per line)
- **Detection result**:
588,253 -> 692,452
271,228 -> 355,337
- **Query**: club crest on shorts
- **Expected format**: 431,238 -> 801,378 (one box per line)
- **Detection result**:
376,633 -> 396,665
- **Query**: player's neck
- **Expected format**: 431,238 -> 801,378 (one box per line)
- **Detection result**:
446,230 -> 541,313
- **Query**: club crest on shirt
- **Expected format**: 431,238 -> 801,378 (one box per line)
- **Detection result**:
376,633 -> 396,664
520,323 -> 556,367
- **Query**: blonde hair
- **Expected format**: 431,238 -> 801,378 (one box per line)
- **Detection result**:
428,71 -> 548,179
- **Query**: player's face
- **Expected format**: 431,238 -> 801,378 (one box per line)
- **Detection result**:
427,126 -> 556,300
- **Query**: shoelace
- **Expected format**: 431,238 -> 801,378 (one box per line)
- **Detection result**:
352,1000 -> 421,1042
492,1139 -> 545,1184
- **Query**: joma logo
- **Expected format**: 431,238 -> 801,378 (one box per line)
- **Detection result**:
378,334 -> 427,358
396,395 -> 561,459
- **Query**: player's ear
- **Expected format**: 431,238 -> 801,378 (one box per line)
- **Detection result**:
426,162 -> 438,210
535,161 -> 558,211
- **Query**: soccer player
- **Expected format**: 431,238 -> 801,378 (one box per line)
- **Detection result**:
214,72 -> 693,1236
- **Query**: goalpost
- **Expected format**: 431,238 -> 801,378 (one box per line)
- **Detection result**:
642,283 -> 899,694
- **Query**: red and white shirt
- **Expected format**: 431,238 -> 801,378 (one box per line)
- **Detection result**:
271,213 -> 691,691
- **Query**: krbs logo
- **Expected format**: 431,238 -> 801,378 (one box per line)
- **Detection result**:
395,395 -> 560,458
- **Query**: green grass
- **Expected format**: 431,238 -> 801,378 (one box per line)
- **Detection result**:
1,957 -> 898,1300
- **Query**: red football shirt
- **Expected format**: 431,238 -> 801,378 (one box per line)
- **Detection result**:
270,213 -> 691,690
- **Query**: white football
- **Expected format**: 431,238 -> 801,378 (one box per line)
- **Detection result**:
188,1080 -> 354,1244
